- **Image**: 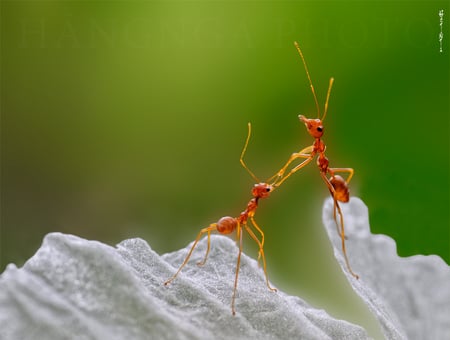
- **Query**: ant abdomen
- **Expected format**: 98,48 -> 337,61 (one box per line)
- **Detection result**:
216,216 -> 237,234
330,175 -> 350,202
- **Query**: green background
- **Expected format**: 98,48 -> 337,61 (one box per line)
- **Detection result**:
1,1 -> 449,337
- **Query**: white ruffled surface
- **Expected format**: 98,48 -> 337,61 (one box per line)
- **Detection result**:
0,232 -> 368,340
322,197 -> 450,340
1,197 -> 448,339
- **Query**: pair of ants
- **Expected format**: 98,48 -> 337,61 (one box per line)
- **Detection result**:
164,41 -> 358,315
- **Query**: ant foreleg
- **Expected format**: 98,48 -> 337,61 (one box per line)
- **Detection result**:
270,146 -> 314,187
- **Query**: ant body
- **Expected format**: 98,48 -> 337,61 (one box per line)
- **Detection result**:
164,123 -> 277,315
272,42 -> 359,279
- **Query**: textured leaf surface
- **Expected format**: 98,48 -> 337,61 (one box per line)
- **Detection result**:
0,232 -> 368,340
322,197 -> 450,340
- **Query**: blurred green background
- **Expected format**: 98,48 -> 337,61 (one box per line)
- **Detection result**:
1,0 -> 448,337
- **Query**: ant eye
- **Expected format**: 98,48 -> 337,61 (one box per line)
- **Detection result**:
316,126 -> 323,132
266,188 -> 271,192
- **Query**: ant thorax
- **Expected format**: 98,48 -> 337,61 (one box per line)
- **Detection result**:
314,139 -> 326,153
317,154 -> 329,173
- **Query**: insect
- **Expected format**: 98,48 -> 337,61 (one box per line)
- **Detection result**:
164,123 -> 277,315
271,41 -> 359,279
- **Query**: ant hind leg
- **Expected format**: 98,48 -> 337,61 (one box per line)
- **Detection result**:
246,219 -> 277,292
164,224 -> 218,286
197,229 -> 212,266
334,201 -> 359,279
321,172 -> 358,279
231,225 -> 244,315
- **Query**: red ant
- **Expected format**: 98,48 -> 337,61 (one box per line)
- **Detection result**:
272,41 -> 359,279
164,123 -> 277,315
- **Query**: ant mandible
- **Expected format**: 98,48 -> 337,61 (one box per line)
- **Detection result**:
272,41 -> 359,279
164,123 -> 277,315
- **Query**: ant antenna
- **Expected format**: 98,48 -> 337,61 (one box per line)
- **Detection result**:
240,122 -> 260,183
322,77 -> 334,122
294,41 -> 321,119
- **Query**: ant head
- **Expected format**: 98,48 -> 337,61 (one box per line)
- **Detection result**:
252,183 -> 272,198
299,115 -> 324,138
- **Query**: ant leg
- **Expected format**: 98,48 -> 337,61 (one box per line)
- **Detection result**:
326,168 -> 354,235
320,173 -> 359,279
247,218 -> 277,292
319,172 -> 345,240
334,201 -> 359,279
164,224 -> 218,286
329,167 -> 354,184
269,145 -> 314,181
231,224 -> 243,315
274,153 -> 313,187
197,229 -> 212,266
330,196 -> 343,236
268,146 -> 314,187
251,218 -> 264,263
